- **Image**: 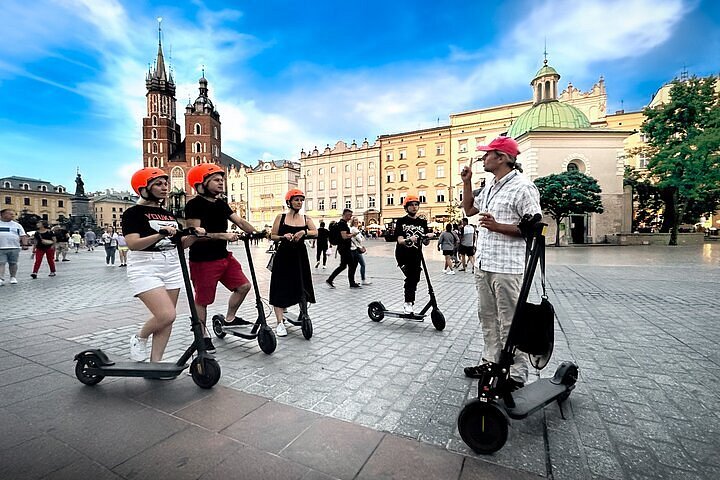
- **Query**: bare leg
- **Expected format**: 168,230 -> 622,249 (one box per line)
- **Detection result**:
137,288 -> 180,362
272,306 -> 286,326
226,283 -> 251,319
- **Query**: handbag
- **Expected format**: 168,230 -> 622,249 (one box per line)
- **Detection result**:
513,238 -> 554,369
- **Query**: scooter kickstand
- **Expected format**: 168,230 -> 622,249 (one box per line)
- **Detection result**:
557,398 -> 566,420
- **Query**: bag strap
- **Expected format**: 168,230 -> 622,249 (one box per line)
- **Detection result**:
539,234 -> 547,299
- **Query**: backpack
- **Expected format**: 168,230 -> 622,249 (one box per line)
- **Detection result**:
328,221 -> 343,246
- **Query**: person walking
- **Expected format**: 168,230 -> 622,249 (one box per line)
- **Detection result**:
31,220 -> 56,278
71,231 -> 82,253
123,168 -> 203,362
269,189 -> 317,337
394,195 -> 434,313
184,164 -> 259,351
459,217 -> 477,272
101,226 -> 119,266
437,223 -> 457,275
350,217 -> 372,285
53,226 -> 70,262
314,221 -> 330,269
461,136 -> 542,391
326,209 -> 360,289
0,208 -> 29,286
84,229 -> 96,251
116,231 -> 128,267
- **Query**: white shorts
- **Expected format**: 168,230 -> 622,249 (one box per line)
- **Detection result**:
126,249 -> 183,297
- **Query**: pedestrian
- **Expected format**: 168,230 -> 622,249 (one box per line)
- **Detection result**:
459,218 -> 477,272
116,231 -> 128,266
53,225 -> 70,262
184,164 -> 258,351
350,217 -> 372,285
461,136 -> 542,392
84,229 -> 96,251
394,195 -> 434,313
437,223 -> 457,275
269,189 -> 317,337
0,208 -> 29,286
101,226 -> 119,266
325,208 -> 361,289
31,220 -> 56,278
314,221 -> 329,269
123,168 -> 202,362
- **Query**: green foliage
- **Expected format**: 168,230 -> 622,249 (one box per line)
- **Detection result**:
641,75 -> 720,244
534,171 -> 604,245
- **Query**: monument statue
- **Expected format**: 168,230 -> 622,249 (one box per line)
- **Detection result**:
75,173 -> 85,197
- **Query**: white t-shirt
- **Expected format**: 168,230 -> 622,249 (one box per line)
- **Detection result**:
0,220 -> 26,249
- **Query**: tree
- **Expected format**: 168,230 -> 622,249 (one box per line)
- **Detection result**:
641,75 -> 720,245
17,210 -> 41,233
534,171 -> 604,246
624,166 -> 664,231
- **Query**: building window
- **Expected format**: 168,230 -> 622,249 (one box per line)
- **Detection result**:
399,169 -> 407,182
386,172 -> 394,183
330,198 -> 337,210
214,126 -> 218,139
418,190 -> 426,203
399,193 -> 406,205
23,197 -> 30,206
417,146 -> 426,157
566,163 -> 579,172
345,178 -> 351,188
368,176 -> 375,186
152,129 -> 157,139
369,161 -> 375,170
39,185 -> 47,192
330,166 -> 336,173
319,181 -> 325,191
356,197 -> 363,209
306,182 -> 313,192
58,200 -> 64,208
458,140 -> 468,153
436,189 -> 446,203
22,184 -> 29,190
356,177 -> 363,187
152,115 -> 157,126
368,196 -> 376,208
357,163 -> 362,171
318,167 -> 324,175
638,154 -> 649,169
318,199 -> 325,211
345,197 -> 351,209
41,199 -> 48,207
195,123 -> 201,135
399,149 -> 406,160
4,196 -> 11,204
418,167 -> 426,180
344,164 -> 350,172
567,160 -> 586,173
386,151 -> 393,161
436,165 -> 445,178
3,181 -> 10,188
386,193 -> 394,206
330,180 -> 337,190
436,144 -> 445,155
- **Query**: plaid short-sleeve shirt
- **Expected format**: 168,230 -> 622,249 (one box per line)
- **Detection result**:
473,171 -> 541,274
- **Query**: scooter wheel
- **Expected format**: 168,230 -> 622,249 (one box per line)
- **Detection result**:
301,315 -> 313,340
258,326 -> 277,354
212,314 -> 227,339
430,309 -> 446,331
75,354 -> 104,386
457,399 -> 509,454
367,301 -> 384,322
190,357 -> 221,389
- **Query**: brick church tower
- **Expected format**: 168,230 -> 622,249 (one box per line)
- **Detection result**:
184,71 -> 222,177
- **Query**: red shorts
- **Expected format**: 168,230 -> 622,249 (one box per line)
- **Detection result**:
190,252 -> 249,306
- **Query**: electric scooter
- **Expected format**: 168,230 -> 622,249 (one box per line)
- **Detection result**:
74,228 -> 222,389
280,237 -> 313,340
367,233 -> 446,331
457,215 -> 579,453
211,233 -> 277,354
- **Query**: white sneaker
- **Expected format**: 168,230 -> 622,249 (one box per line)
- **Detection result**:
362,279 -> 373,285
10,277 -> 17,284
0,278 -> 4,286
130,335 -> 148,361
446,269 -> 456,275
403,302 -> 414,314
322,265 -> 327,269
276,323 -> 288,337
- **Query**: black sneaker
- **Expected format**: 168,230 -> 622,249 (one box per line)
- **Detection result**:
203,337 -> 216,354
464,365 -> 486,378
30,273 -> 37,279
506,378 -> 525,392
349,283 -> 361,288
326,280 -> 335,289
224,316 -> 252,327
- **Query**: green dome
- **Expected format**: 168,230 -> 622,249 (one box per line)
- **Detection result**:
507,100 -> 591,138
534,64 -> 558,79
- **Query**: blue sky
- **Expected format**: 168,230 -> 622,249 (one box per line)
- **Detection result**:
0,0 -> 718,192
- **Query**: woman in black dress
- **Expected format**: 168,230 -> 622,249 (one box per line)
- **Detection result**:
269,189 -> 317,337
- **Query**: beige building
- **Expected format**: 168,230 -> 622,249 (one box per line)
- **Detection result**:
247,160 -> 300,228
92,193 -> 137,229
299,139 -> 381,226
226,163 -> 252,220
1,176 -> 71,224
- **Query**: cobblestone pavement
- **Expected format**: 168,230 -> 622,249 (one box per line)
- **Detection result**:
2,240 -> 719,479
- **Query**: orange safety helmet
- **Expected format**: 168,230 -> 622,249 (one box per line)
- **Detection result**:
131,167 -> 168,196
403,195 -> 420,207
187,163 -> 224,189
285,188 -> 305,202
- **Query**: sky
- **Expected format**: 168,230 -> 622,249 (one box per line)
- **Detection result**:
0,0 -> 718,192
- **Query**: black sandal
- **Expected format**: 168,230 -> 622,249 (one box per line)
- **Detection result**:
463,365 -> 485,378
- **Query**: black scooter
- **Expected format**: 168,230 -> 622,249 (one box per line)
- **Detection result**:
367,233 -> 446,331
211,233 -> 277,354
74,228 -> 221,389
457,216 -> 578,453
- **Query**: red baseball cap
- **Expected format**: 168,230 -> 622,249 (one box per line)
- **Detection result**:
476,136 -> 520,157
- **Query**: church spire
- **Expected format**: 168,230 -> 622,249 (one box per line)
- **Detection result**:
154,17 -> 167,81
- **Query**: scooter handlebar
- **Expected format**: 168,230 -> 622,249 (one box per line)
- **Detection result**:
159,227 -> 205,244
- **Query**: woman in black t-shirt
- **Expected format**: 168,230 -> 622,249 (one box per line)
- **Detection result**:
31,220 -> 56,278
122,168 -> 204,363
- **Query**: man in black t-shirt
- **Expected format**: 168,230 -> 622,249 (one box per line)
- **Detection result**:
53,226 -> 70,262
394,195 -> 433,314
315,221 -> 330,269
185,164 -> 258,353
326,209 -> 360,289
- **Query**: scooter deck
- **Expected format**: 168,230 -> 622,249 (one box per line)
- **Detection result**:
87,361 -> 186,378
503,378 -> 568,419
283,311 -> 301,325
384,311 -> 426,321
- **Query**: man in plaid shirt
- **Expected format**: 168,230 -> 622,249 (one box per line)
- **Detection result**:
460,136 -> 541,391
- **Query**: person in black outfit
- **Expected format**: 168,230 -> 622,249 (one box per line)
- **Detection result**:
269,189 -> 317,337
394,195 -> 434,314
326,209 -> 360,289
315,221 -> 330,269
